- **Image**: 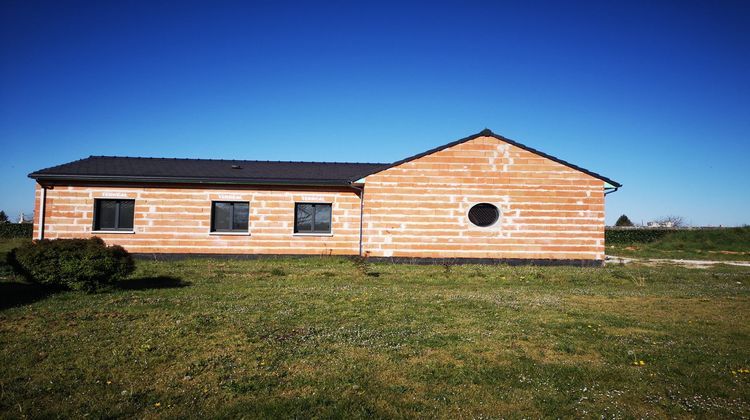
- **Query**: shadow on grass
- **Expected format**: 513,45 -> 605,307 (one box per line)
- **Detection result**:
0,276 -> 190,310
115,276 -> 191,290
0,282 -> 58,310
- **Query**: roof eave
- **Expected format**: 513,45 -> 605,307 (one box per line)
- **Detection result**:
28,173 -> 355,188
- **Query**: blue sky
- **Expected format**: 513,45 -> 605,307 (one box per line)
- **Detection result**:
1,0 -> 748,226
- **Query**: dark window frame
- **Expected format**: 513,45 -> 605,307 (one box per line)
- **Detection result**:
294,202 -> 333,234
210,201 -> 249,233
93,199 -> 135,231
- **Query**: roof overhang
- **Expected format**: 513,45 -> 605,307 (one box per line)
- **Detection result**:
28,173 -> 358,188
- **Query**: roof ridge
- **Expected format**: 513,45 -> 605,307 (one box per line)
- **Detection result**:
86,155 -> 388,165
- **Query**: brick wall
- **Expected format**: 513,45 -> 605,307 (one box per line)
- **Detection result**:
360,135 -> 606,260
33,183 -> 361,255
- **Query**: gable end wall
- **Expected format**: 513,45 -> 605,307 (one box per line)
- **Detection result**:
361,135 -> 606,260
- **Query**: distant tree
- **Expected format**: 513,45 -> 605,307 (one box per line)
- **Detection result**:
655,215 -> 686,228
615,214 -> 634,227
0,210 -> 8,224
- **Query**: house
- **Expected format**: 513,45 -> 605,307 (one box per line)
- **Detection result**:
28,129 -> 621,265
647,221 -> 674,228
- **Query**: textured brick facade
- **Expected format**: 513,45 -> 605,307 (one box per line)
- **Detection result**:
360,135 -> 605,260
32,134 -> 608,262
33,183 -> 361,255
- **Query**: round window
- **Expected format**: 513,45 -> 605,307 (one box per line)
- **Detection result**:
468,203 -> 499,227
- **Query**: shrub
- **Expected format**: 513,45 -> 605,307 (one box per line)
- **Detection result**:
351,255 -> 370,276
605,228 -> 677,244
7,237 -> 135,292
0,223 -> 33,238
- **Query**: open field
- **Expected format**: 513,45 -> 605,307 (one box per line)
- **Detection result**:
607,227 -> 750,261
1,240 -> 749,418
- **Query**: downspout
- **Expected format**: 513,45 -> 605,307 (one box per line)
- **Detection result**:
350,184 -> 364,257
38,185 -> 47,240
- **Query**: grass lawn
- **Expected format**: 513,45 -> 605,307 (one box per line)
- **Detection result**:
608,227 -> 750,261
1,240 -> 749,418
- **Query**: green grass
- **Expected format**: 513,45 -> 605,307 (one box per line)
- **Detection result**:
608,227 -> 750,261
0,237 -> 28,254
1,240 -> 749,418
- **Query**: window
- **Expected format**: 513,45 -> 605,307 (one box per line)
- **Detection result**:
468,203 -> 499,227
93,199 -> 135,231
211,202 -> 249,232
294,203 -> 332,234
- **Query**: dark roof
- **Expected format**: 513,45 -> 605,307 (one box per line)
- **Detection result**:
363,129 -> 622,187
29,129 -> 620,188
29,156 -> 390,186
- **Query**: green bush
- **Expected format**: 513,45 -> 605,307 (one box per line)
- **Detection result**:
605,228 -> 677,244
7,237 -> 135,292
0,223 -> 33,238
